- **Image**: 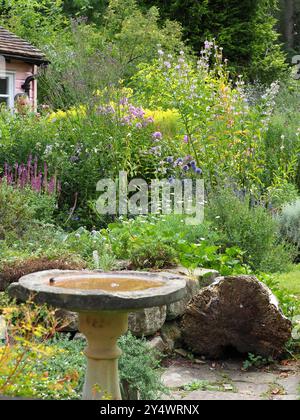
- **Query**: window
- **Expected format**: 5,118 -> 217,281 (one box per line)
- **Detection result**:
0,73 -> 15,109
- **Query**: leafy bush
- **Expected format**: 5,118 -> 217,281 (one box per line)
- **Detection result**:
207,189 -> 294,272
177,242 -> 249,276
279,199 -> 300,252
118,332 -> 166,400
129,241 -> 177,269
103,214 -> 249,274
0,182 -> 56,240
139,0 -> 287,83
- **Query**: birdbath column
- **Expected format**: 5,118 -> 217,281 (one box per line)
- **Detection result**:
79,311 -> 129,400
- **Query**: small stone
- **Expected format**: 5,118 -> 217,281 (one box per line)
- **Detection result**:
128,306 -> 167,337
166,269 -> 220,320
195,359 -> 206,365
192,268 -> 220,287
147,336 -> 166,354
166,278 -> 200,320
223,384 -> 234,391
113,260 -> 131,271
55,309 -> 79,332
74,333 -> 86,342
160,321 -> 182,351
175,348 -> 188,358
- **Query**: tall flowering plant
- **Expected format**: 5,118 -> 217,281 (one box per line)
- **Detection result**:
0,156 -> 60,195
134,42 -> 280,195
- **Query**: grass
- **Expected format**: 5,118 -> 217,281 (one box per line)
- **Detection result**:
275,265 -> 300,299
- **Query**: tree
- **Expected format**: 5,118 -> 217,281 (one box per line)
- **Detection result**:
62,0 -> 108,24
138,0 -> 287,82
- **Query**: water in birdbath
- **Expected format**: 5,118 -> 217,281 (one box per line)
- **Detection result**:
49,275 -> 165,292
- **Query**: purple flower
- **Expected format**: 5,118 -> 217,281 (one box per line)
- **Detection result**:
166,156 -> 174,164
183,165 -> 189,172
184,135 -> 189,143
204,40 -> 213,50
175,158 -> 183,166
136,122 -> 143,129
152,131 -> 163,140
195,168 -> 203,175
119,97 -> 128,106
164,61 -> 171,69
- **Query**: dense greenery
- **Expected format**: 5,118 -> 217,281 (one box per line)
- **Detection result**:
138,0 -> 287,82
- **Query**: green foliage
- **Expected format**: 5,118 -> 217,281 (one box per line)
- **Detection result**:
103,214 -> 249,274
139,0 -> 287,82
0,182 -> 56,240
118,332 -> 166,400
104,214 -> 216,259
183,379 -> 236,393
278,199 -> 300,252
134,45 -> 282,194
207,189 -> 294,272
259,272 -> 300,319
0,97 -> 172,227
177,242 -> 249,276
129,241 -> 177,269
243,353 -> 274,370
63,0 -> 108,23
0,224 -> 116,272
0,0 -> 68,47
264,79 -> 300,195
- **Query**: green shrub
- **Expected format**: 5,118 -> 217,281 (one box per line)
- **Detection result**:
139,0 -> 287,83
129,241 -> 177,269
118,332 -> 166,400
207,189 -> 294,272
0,182 -> 56,240
279,199 -> 300,251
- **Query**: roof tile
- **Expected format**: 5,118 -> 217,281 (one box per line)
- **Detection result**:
0,26 -> 48,64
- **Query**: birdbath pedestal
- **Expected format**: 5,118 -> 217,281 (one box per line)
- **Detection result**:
8,270 -> 186,400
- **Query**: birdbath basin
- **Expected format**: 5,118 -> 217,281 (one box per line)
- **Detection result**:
8,270 -> 186,400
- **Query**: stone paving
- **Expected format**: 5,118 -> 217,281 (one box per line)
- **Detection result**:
161,357 -> 300,400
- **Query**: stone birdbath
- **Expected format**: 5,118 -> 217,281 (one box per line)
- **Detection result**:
8,270 -> 186,400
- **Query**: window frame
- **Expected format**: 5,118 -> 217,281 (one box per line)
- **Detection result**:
0,72 -> 15,109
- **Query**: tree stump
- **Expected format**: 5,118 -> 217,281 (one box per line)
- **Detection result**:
182,275 -> 292,359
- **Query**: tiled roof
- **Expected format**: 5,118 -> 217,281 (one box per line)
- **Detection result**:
0,26 -> 48,65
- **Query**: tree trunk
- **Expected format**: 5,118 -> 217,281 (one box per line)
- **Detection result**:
280,0 -> 295,49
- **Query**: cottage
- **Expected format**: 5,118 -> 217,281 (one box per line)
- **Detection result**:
0,26 -> 48,111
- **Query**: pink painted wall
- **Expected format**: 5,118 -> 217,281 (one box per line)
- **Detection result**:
5,60 -> 37,110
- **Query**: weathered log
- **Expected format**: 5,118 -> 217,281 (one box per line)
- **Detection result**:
182,275 -> 292,359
